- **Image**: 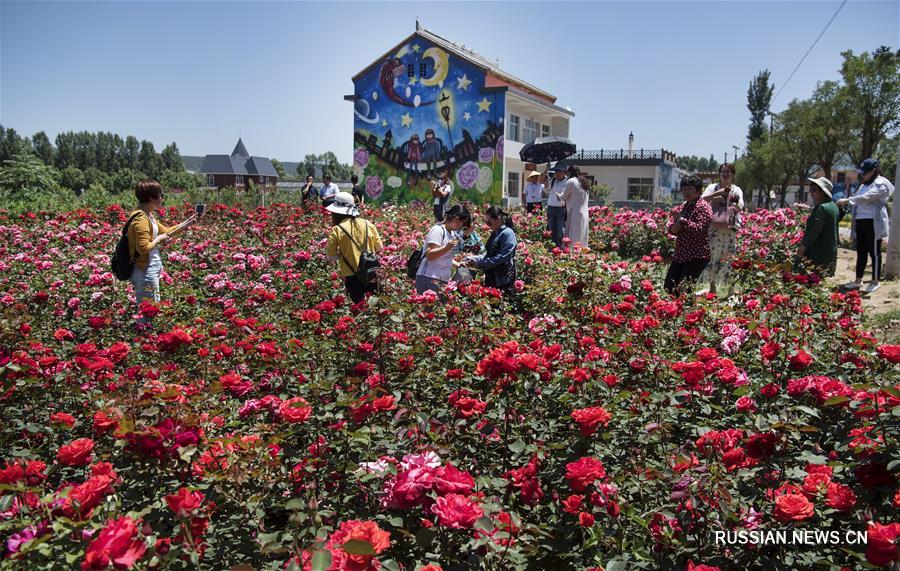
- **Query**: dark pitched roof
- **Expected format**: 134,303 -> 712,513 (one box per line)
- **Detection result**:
231,138 -> 250,159
200,139 -> 279,178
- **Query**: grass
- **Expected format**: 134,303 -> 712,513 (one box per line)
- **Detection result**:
862,306 -> 900,343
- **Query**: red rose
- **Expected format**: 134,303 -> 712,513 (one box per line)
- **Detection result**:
0,463 -> 24,484
164,488 -> 205,518
801,473 -> 831,498
759,383 -> 779,398
876,344 -> 900,363
57,438 -> 95,466
578,511 -> 595,527
565,457 -> 606,492
825,482 -> 856,512
735,396 -> 757,413
418,566 -> 442,571
93,411 -> 119,435
81,516 -> 147,570
431,494 -> 484,529
562,494 -> 583,514
687,563 -> 722,571
433,464 -> 475,496
760,342 -> 781,361
50,412 -> 76,427
789,350 -> 814,371
279,397 -> 311,423
571,406 -> 612,436
866,522 -> 900,567
773,493 -> 814,522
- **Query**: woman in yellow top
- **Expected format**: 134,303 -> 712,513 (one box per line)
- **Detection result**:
325,191 -> 384,303
127,180 -> 196,319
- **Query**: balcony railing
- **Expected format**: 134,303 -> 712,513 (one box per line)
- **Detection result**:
571,149 -> 677,162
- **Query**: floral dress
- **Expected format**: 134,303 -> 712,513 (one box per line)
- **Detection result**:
700,184 -> 743,290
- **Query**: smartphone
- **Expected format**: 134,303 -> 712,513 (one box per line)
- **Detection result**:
195,203 -> 206,216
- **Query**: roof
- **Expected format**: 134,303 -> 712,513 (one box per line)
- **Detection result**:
351,26 -> 558,104
200,138 -> 278,177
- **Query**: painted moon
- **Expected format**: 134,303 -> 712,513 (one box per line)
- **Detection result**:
354,99 -> 380,124
420,47 -> 449,87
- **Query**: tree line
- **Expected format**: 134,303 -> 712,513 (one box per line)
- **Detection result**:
739,46 -> 899,208
0,127 -> 202,198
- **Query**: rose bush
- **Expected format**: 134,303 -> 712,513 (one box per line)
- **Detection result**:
0,200 -> 896,570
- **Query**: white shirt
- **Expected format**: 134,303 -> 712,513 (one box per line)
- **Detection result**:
417,224 -> 454,280
434,182 -> 453,205
547,178 -> 567,207
320,182 -> 339,200
524,181 -> 545,204
849,175 -> 892,220
148,215 -> 161,262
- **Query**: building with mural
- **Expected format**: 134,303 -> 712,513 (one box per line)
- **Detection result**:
347,22 -> 574,206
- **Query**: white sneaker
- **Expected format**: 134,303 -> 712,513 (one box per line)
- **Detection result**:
842,282 -> 862,290
864,282 -> 880,293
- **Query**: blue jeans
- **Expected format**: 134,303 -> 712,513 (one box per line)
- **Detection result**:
130,256 -> 162,321
547,205 -> 566,247
415,274 -> 446,295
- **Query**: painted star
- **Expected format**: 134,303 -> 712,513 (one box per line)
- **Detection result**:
477,97 -> 492,113
408,76 -> 418,86
400,113 -> 413,128
456,74 -> 472,91
463,112 -> 471,121
411,44 -> 421,53
381,120 -> 389,128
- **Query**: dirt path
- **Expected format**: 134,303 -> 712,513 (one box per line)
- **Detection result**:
827,246 -> 899,341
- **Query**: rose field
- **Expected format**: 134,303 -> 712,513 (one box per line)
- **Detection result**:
0,200 -> 898,571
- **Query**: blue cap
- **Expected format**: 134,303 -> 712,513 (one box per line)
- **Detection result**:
857,158 -> 879,174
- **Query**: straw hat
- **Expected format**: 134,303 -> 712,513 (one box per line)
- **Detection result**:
807,177 -> 833,199
325,191 -> 359,216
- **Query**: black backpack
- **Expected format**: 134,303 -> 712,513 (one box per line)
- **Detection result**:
406,225 -> 446,280
337,220 -> 381,284
110,212 -> 142,281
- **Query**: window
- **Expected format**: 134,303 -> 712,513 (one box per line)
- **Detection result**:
262,176 -> 268,186
207,174 -> 215,186
541,123 -> 551,138
419,61 -> 428,77
627,177 -> 654,201
507,171 -> 520,198
407,64 -> 415,78
523,118 -> 537,144
508,115 -> 520,142
236,175 -> 244,187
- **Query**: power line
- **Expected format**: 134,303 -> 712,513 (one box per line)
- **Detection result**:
771,0 -> 847,104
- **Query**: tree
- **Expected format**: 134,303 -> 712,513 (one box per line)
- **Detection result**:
160,169 -> 202,192
32,131 -> 55,165
297,154 -> 321,178
123,136 -> 140,170
0,126 -> 31,163
161,143 -> 184,172
54,132 -> 76,170
84,167 -> 111,191
270,158 -> 286,179
111,168 -> 146,194
802,81 -> 852,179
747,69 -> 774,144
59,166 -> 87,191
840,46 -> 900,165
0,153 -> 60,198
138,140 -> 162,179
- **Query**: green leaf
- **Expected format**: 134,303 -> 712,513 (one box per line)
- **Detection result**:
342,539 -> 375,556
285,498 -> 305,511
310,550 -> 332,571
823,396 -> 850,406
415,527 -> 437,548
508,439 -> 526,454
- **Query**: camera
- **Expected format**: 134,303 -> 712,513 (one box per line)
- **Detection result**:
195,203 -> 206,216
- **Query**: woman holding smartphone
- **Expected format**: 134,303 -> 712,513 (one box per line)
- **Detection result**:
127,180 -> 197,323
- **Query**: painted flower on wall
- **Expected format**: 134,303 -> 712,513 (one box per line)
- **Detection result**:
365,176 -> 384,199
456,161 -> 479,190
353,149 -> 369,168
478,147 -> 494,163
476,166 -> 493,194
495,137 -> 504,160
387,176 -> 402,189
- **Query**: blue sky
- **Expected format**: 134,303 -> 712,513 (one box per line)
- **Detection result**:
1,1 -> 897,164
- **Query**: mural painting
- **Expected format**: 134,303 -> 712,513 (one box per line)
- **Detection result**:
352,38 -> 505,204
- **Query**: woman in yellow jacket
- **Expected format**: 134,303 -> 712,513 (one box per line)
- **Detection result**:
127,180 -> 196,319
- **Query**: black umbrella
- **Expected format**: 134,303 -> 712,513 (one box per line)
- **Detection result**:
518,136 -> 577,164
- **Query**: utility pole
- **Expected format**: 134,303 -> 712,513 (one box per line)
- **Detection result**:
724,152 -> 728,164
732,145 -> 740,162
884,138 -> 900,279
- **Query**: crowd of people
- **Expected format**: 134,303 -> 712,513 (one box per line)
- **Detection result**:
122,157 -> 893,323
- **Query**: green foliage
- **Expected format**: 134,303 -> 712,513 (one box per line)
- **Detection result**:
297,152 -> 352,181
0,152 -> 60,198
0,125 -> 32,163
676,155 -> 719,173
111,168 -> 147,195
160,169 -> 203,192
59,166 -> 87,191
270,158 -> 287,179
31,130 -> 54,165
747,69 -> 774,144
840,46 -> 900,164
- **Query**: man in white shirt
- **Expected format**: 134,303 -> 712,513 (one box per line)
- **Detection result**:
523,171 -> 545,214
546,167 -> 568,247
432,170 -> 453,221
836,158 -> 894,293
319,174 -> 339,207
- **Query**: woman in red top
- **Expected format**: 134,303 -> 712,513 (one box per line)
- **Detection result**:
664,175 -> 712,295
